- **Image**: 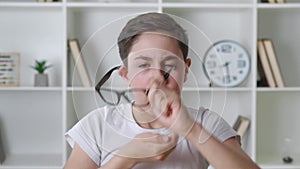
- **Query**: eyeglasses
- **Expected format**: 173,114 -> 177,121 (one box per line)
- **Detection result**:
95,65 -> 173,107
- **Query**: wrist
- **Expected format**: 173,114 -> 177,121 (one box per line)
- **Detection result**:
108,155 -> 136,169
175,106 -> 195,137
186,122 -> 214,146
185,122 -> 202,143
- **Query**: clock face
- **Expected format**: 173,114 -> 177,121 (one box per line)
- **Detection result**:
203,40 -> 251,87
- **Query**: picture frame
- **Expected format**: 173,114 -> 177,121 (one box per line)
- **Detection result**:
0,53 -> 20,87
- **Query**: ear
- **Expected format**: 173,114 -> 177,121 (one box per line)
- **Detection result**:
118,65 -> 129,82
184,58 -> 191,82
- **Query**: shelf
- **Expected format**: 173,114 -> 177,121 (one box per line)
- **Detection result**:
0,153 -> 62,168
0,7 -> 64,87
258,8 -> 300,88
258,3 -> 300,9
162,2 -> 253,9
0,2 -> 63,8
66,86 -> 253,92
0,91 -> 63,165
258,154 -> 300,169
183,87 -> 253,92
67,86 -> 92,91
256,87 -> 300,92
162,0 -> 253,3
66,0 -> 156,2
257,92 -> 300,169
66,2 -> 158,8
0,87 -> 63,92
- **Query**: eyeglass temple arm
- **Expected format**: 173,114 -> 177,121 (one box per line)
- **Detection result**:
95,65 -> 121,91
163,66 -> 174,80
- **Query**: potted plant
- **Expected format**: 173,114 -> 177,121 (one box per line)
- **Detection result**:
31,60 -> 52,86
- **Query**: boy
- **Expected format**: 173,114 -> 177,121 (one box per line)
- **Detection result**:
64,12 -> 259,169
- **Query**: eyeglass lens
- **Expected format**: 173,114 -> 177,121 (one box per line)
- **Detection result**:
99,88 -> 148,106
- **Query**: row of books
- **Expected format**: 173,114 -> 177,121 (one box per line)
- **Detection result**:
261,0 -> 285,3
257,39 -> 284,88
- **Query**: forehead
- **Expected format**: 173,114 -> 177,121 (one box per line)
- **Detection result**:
129,32 -> 184,60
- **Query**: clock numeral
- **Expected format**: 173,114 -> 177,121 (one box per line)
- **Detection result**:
223,75 -> 231,84
237,60 -> 246,68
206,61 -> 216,69
221,44 -> 232,53
209,54 -> 217,59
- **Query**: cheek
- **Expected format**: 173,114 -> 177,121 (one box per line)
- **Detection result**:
169,73 -> 184,89
128,70 -> 150,87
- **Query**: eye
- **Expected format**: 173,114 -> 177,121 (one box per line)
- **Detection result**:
162,64 -> 176,71
138,63 -> 150,68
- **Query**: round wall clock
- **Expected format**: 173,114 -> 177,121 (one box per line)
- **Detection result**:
203,40 -> 251,87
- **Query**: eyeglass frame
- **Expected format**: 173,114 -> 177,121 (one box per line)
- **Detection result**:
95,65 -> 173,106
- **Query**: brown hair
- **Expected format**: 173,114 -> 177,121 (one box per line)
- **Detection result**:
118,12 -> 189,66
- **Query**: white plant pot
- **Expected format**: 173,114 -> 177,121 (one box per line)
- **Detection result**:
34,74 -> 49,87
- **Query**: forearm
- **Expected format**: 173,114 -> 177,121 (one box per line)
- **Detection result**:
99,156 -> 136,169
186,122 -> 260,169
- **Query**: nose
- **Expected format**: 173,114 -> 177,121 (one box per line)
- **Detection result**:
150,68 -> 165,84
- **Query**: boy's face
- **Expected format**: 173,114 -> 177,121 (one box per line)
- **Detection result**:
119,32 -> 191,105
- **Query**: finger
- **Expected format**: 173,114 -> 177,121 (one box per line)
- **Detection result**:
155,132 -> 179,146
168,132 -> 179,145
137,133 -> 170,144
149,89 -> 168,116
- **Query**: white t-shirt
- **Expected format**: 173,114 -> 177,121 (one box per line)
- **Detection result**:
65,103 -> 239,169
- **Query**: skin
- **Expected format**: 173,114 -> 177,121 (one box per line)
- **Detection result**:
64,32 -> 260,169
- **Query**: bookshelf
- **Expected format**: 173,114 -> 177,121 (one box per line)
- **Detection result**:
0,0 -> 299,168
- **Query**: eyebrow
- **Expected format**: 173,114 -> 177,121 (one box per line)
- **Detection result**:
134,55 -> 179,61
163,55 -> 179,61
134,55 -> 152,61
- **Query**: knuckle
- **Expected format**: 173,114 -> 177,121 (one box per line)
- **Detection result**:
154,155 -> 165,161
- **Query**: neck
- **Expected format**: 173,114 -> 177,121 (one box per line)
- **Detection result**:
132,104 -> 164,129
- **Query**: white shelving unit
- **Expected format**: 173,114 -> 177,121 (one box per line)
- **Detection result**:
0,0 -> 299,168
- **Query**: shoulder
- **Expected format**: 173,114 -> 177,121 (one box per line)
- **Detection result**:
187,106 -> 223,125
187,106 -> 209,122
81,103 -> 132,126
78,104 -> 131,132
65,103 -> 133,148
187,106 -> 238,143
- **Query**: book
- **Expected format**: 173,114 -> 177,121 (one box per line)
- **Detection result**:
0,128 -> 5,164
0,53 -> 20,87
263,39 -> 285,88
257,40 -> 276,87
68,39 -> 92,87
233,115 -> 250,138
257,53 -> 268,87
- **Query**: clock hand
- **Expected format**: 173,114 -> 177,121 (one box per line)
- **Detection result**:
223,61 -> 230,67
224,62 -> 231,84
